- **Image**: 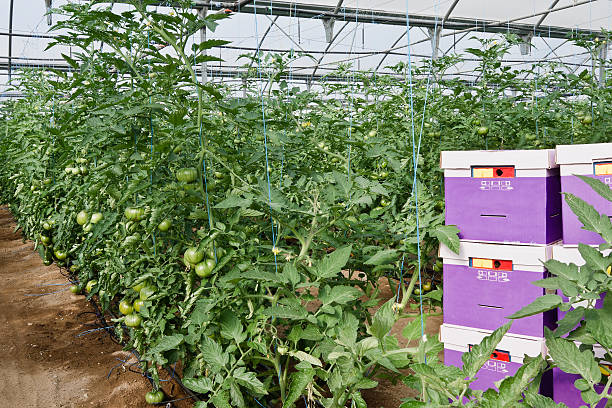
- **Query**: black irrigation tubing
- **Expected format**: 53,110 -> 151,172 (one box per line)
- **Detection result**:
56,266 -> 203,404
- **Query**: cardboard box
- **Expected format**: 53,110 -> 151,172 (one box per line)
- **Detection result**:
441,241 -> 556,336
441,149 -> 562,245
556,143 -> 612,245
440,324 -> 551,395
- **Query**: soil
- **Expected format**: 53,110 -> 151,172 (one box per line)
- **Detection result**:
0,206 -> 191,408
0,205 -> 444,407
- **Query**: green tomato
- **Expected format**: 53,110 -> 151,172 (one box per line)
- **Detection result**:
69,285 -> 80,294
184,247 -> 205,265
582,115 -> 593,125
139,286 -> 156,300
213,171 -> 224,180
54,249 -> 67,261
157,219 -> 172,232
83,223 -> 93,233
76,210 -> 89,226
43,178 -> 53,185
125,314 -> 142,328
477,126 -> 489,135
71,167 -> 80,175
42,221 -> 52,231
380,198 -> 390,207
195,258 -> 216,278
90,212 -> 103,224
43,258 -> 53,266
85,280 -> 97,293
176,168 -> 198,183
145,390 -> 164,404
379,171 -> 389,179
124,207 -> 145,221
40,234 -> 52,245
132,281 -> 148,293
119,300 -> 134,315
80,166 -> 88,175
133,299 -> 145,313
368,130 -> 377,138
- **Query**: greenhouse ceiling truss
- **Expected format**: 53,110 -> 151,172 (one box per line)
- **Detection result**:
0,0 -> 610,94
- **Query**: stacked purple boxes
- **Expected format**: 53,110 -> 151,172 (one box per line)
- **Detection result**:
552,143 -> 612,407
556,143 -> 612,246
439,149 -> 561,395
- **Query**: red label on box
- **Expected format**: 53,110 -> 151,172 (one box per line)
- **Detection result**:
470,257 -> 513,271
471,166 -> 515,178
469,345 -> 511,362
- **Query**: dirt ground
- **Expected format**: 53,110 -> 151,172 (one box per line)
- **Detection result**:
0,205 -> 443,408
0,206 -> 191,408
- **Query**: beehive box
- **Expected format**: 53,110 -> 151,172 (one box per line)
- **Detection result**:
440,324 -> 551,395
441,149 -> 561,245
441,241 -> 556,337
556,143 -> 612,245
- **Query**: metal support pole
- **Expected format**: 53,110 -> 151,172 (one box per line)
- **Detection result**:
428,26 -> 441,60
199,7 -> 208,84
598,44 -> 607,87
8,0 -> 14,83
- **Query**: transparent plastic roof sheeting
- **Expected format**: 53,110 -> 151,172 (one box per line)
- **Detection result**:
0,0 -> 610,97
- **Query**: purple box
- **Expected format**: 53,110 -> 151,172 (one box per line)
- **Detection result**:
441,324 -> 551,395
556,144 -> 612,245
553,368 -> 607,407
441,150 -> 562,245
441,241 -> 556,337
553,343 -> 609,407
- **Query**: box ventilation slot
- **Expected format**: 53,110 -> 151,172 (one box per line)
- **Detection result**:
480,214 -> 507,218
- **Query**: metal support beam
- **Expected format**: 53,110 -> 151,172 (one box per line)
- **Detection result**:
534,0 -> 560,31
311,21 -> 349,78
375,30 -> 407,71
45,0 -> 53,26
322,0 -> 344,43
265,15 -> 306,53
442,0 -> 460,26
8,0 -> 14,83
248,16 -> 279,70
429,27 -> 441,60
519,33 -> 533,56
598,44 -> 608,86
102,0 -> 602,40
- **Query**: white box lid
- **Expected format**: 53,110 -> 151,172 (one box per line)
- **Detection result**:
440,149 -> 557,170
552,244 -> 612,265
440,324 -> 547,359
556,143 -> 612,165
440,241 -> 552,268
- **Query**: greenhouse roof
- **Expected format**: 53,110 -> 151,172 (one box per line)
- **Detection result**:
1,0 -> 611,95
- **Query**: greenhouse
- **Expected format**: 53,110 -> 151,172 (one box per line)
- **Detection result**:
0,0 -> 611,407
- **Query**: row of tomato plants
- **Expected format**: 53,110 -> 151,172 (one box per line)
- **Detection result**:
0,1 -> 611,406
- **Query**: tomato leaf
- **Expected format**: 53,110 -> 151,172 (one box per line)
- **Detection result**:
545,328 -> 601,384
506,294 -> 562,319
283,369 -> 315,408
364,249 -> 399,266
232,367 -> 267,395
183,376 -> 214,393
315,246 -> 352,279
148,334 -> 184,355
462,322 -> 511,379
432,225 -> 460,254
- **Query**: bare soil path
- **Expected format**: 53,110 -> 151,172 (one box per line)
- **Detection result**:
0,206 -> 189,408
